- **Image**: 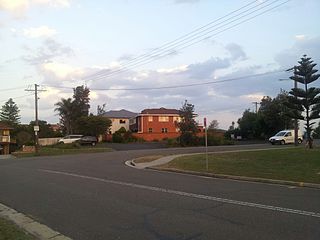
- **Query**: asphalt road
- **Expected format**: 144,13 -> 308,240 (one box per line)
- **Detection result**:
0,144 -> 319,240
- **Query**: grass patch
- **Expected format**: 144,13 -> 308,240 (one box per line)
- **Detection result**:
13,144 -> 113,158
162,147 -> 320,184
133,155 -> 163,164
0,217 -> 35,240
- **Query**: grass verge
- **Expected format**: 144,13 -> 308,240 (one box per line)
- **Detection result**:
160,147 -> 320,184
0,217 -> 35,240
12,145 -> 113,158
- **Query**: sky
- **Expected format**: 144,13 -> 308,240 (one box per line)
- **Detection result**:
0,0 -> 319,130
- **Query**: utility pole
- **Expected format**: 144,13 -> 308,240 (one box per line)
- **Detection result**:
252,101 -> 259,113
25,84 -> 46,153
286,67 -> 299,146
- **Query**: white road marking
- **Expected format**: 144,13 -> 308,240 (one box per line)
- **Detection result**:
39,169 -> 320,219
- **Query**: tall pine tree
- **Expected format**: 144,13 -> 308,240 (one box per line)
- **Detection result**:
0,98 -> 21,126
286,55 -> 320,148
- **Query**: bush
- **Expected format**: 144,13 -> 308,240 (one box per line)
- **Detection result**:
112,127 -> 137,143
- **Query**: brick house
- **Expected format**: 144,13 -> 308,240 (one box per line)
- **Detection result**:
130,108 -> 181,141
0,122 -> 13,155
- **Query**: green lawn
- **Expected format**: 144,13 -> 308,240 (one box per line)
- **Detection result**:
162,147 -> 320,184
13,145 -> 113,158
0,217 -> 35,240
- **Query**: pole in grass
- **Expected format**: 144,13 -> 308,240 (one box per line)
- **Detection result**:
204,117 -> 208,171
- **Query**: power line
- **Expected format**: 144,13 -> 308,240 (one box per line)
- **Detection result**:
44,69 -> 285,91
0,93 -> 34,103
84,0 -> 290,81
83,0 -> 264,80
0,86 -> 27,92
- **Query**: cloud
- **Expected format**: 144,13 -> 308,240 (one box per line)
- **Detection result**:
225,43 -> 247,61
187,57 -> 230,79
275,36 -> 320,68
41,62 -> 83,80
174,0 -> 200,4
22,38 -> 74,64
0,0 -> 71,17
23,26 -> 57,38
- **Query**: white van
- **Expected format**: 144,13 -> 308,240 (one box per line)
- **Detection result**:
58,135 -> 83,144
269,130 -> 303,145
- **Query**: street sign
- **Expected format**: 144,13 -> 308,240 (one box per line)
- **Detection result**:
204,117 -> 207,127
34,126 -> 39,132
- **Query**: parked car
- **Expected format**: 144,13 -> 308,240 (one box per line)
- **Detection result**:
269,130 -> 303,145
58,135 -> 83,144
77,136 -> 98,146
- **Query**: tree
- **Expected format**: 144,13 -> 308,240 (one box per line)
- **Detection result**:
29,120 -> 60,138
237,109 -> 259,139
177,100 -> 198,146
76,115 -> 111,137
208,120 -> 219,130
258,92 -> 295,138
54,98 -> 75,134
97,103 -> 107,116
313,122 -> 320,139
286,55 -> 320,148
0,98 -> 20,125
73,85 -> 90,118
54,85 -> 91,134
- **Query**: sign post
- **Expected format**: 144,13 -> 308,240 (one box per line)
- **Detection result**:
204,117 -> 208,171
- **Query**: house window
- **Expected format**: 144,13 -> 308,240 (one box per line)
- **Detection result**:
148,116 -> 153,122
119,119 -> 126,124
159,116 -> 169,122
161,128 -> 168,133
148,128 -> 153,133
173,117 -> 181,122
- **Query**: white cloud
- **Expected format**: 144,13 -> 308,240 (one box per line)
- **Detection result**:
0,0 -> 71,17
295,34 -> 306,40
157,65 -> 188,74
41,62 -> 83,80
240,92 -> 265,101
23,26 -> 57,38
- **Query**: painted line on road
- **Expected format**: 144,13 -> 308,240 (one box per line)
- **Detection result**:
39,169 -> 320,219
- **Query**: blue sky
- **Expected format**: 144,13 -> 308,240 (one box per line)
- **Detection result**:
0,0 -> 320,129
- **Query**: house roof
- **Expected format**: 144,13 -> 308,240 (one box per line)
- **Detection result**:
0,122 -> 13,130
102,109 -> 138,119
141,107 -> 180,115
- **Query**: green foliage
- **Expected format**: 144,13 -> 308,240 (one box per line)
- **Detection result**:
0,98 -> 20,126
29,120 -> 61,138
237,109 -> 259,139
97,103 -> 107,115
313,122 -> 320,139
235,92 -> 295,140
286,55 -> 320,148
76,115 -> 111,136
54,85 -> 90,134
208,119 -> 219,130
112,127 -> 137,143
177,100 -> 198,146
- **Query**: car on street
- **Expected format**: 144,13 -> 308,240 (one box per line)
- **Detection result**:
58,135 -> 83,144
77,136 -> 98,146
269,130 -> 303,145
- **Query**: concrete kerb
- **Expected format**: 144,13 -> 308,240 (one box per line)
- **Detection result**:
127,147 -> 320,189
0,203 -> 72,240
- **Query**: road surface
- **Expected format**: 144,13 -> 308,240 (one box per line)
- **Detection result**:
0,144 -> 319,240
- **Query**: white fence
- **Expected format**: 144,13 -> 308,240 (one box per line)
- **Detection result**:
38,138 -> 61,146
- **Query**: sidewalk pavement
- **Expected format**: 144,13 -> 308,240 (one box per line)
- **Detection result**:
0,203 -> 72,240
